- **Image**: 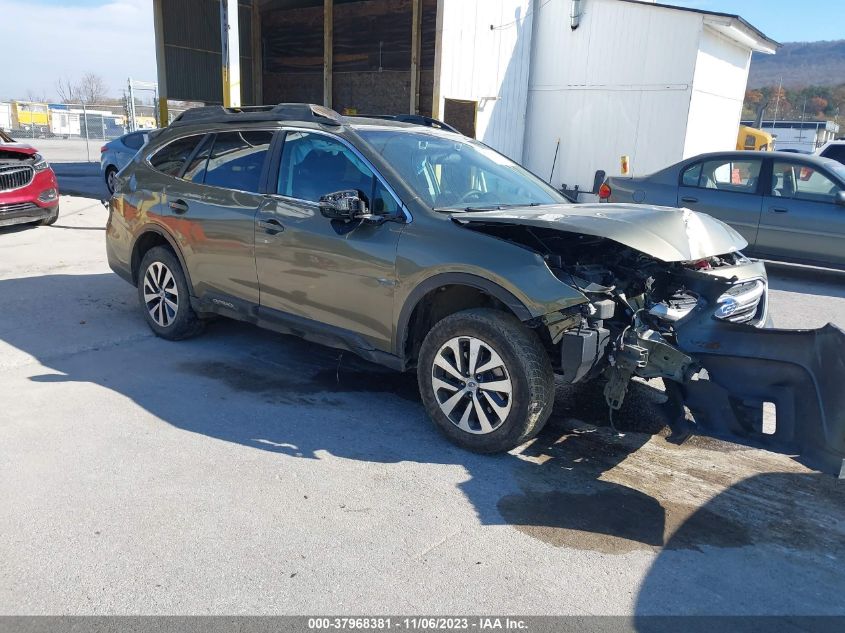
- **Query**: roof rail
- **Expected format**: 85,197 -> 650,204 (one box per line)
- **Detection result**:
353,114 -> 462,135
170,103 -> 344,127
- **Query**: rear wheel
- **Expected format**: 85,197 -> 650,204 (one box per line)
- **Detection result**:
105,166 -> 118,194
138,246 -> 204,340
418,308 -> 555,453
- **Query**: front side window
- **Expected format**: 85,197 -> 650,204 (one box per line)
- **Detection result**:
681,158 -> 762,194
357,128 -> 565,210
149,135 -> 204,177
202,130 -> 273,193
277,132 -> 388,211
771,161 -> 841,203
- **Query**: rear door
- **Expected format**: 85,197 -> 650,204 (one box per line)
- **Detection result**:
676,156 -> 765,250
162,129 -> 275,306
755,159 -> 845,267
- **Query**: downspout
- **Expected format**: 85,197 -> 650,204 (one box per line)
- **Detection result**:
570,0 -> 582,30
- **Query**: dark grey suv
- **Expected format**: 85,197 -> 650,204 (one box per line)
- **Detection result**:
105,104 -> 845,473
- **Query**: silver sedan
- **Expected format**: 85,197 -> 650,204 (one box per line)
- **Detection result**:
603,150 -> 845,270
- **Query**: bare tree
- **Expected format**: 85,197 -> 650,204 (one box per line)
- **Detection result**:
77,73 -> 109,104
24,88 -> 50,103
55,74 -> 110,104
55,77 -> 79,103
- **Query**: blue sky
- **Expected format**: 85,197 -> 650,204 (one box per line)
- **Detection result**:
668,0 -> 844,42
1,0 -> 841,101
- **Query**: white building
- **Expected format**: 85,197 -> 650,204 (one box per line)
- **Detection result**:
741,119 -> 841,152
434,0 -> 778,194
0,102 -> 11,132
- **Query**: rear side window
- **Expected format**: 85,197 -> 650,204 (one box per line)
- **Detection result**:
203,130 -> 273,193
123,133 -> 145,150
182,135 -> 213,183
681,158 -> 762,193
681,163 -> 702,186
149,135 -> 203,177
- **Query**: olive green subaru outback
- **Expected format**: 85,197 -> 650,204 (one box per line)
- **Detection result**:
106,104 -> 845,473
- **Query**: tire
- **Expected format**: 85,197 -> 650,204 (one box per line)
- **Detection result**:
39,205 -> 59,226
417,307 -> 555,453
137,246 -> 204,340
105,166 -> 118,194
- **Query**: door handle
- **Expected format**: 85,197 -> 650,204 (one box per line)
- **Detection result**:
681,196 -> 698,204
169,199 -> 189,214
258,218 -> 285,235
770,207 -> 789,213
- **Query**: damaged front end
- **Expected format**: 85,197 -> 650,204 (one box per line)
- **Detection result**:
456,205 -> 845,476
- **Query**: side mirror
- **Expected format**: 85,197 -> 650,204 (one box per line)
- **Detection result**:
318,190 -> 367,220
836,191 -> 845,206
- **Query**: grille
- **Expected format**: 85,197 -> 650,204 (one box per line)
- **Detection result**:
720,279 -> 767,325
0,164 -> 35,192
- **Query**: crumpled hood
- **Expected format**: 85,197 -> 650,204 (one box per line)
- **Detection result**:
0,142 -> 37,156
454,203 -> 748,262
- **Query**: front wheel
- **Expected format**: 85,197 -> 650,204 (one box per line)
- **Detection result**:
39,206 -> 59,226
417,308 -> 555,453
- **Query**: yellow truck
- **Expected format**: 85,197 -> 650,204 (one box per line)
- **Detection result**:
737,125 -> 774,151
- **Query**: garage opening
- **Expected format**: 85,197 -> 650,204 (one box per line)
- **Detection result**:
260,0 -> 437,116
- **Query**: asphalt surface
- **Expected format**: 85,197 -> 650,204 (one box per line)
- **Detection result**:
1,193 -> 844,617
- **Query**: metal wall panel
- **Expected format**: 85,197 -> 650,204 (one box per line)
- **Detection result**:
523,0 -> 702,190
161,0 -> 255,104
436,0 -> 534,161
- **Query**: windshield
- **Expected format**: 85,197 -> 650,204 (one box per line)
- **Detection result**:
357,128 -> 566,210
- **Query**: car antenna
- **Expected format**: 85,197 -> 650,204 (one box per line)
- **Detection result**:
549,138 -> 560,183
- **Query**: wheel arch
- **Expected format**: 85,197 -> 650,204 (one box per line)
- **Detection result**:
130,225 -> 194,294
396,273 -> 533,370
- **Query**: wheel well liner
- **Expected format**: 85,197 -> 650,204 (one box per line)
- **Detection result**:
130,226 -> 194,292
396,273 -> 533,368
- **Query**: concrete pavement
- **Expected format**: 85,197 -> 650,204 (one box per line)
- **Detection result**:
1,196 -> 844,616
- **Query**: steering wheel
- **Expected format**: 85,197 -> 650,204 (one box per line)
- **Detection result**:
458,189 -> 487,204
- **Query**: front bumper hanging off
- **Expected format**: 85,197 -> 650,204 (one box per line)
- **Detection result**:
674,312 -> 845,478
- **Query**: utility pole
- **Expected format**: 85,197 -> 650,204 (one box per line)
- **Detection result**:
127,78 -> 137,132
82,101 -> 90,162
772,76 -> 783,128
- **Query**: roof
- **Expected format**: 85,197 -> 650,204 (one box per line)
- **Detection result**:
742,120 -> 840,132
618,0 -> 779,54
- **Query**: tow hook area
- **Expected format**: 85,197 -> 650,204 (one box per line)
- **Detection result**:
675,320 -> 845,478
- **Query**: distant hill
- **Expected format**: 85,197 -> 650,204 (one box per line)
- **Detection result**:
749,40 -> 845,88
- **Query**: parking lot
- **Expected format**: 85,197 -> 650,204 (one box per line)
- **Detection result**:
2,167 -> 845,615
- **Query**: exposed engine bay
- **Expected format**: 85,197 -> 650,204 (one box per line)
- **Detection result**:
458,215 -> 845,477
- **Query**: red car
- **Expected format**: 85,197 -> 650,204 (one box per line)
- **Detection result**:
0,129 -> 59,228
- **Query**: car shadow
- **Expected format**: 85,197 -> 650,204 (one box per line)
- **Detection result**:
3,271 -> 844,614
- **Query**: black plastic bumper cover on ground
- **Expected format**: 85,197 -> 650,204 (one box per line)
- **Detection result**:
676,319 -> 845,477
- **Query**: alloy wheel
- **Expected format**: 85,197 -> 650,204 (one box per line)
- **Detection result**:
143,261 -> 179,327
431,336 -> 513,434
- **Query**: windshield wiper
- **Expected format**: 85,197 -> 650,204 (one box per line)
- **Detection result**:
435,202 -> 544,213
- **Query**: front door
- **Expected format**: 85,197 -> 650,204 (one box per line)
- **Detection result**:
677,156 -> 765,251
254,130 -> 405,352
755,159 -> 845,267
162,130 -> 274,305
